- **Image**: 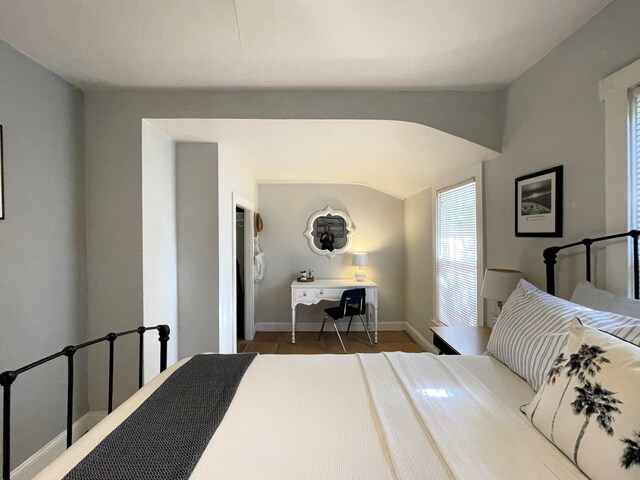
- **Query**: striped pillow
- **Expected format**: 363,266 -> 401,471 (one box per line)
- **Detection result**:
487,280 -> 640,391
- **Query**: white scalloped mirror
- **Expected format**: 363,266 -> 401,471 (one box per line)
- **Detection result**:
304,206 -> 355,259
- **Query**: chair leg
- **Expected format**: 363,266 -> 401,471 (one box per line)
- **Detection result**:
318,315 -> 328,341
359,315 -> 374,347
332,322 -> 347,354
346,315 -> 354,335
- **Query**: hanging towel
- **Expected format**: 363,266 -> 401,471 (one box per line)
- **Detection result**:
254,236 -> 265,283
254,252 -> 265,283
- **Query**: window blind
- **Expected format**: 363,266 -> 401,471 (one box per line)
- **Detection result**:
436,180 -> 477,327
632,87 -> 640,229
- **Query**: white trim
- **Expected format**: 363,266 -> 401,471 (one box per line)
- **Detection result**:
256,321 -> 437,354
10,411 -> 107,480
430,318 -> 445,327
599,59 -> 640,102
255,321 -> 407,333
432,162 -> 485,326
404,322 -> 439,354
232,192 -> 256,346
600,58 -> 640,296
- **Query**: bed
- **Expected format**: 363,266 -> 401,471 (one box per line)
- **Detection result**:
4,231 -> 640,479
35,353 -> 585,479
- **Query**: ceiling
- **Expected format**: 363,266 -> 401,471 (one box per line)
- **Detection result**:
149,119 -> 498,198
0,0 -> 613,90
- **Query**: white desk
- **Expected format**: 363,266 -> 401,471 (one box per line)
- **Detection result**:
290,279 -> 379,344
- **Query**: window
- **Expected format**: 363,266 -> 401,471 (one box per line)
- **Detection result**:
630,87 -> 640,229
600,59 -> 640,296
436,180 -> 477,327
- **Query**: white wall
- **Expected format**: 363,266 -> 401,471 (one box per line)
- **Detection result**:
485,0 -> 640,298
141,121 -> 178,382
218,146 -> 257,352
256,183 -> 405,331
176,142 -> 220,357
404,188 -> 434,342
0,40 -> 87,467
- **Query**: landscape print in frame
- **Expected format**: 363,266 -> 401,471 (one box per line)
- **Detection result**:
515,165 -> 563,237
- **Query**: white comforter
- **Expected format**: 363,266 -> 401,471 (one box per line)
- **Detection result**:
36,353 -> 586,479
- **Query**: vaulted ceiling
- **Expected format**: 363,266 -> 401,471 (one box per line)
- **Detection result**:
149,119 -> 498,198
0,0 -> 613,89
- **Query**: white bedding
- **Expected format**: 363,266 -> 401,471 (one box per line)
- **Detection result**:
36,353 -> 586,479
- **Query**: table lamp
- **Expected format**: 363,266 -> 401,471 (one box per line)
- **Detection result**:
352,253 -> 368,282
480,268 -> 524,309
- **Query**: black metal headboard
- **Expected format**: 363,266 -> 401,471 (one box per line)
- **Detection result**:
543,230 -> 640,299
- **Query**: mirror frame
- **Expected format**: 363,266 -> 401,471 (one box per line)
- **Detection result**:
304,206 -> 355,259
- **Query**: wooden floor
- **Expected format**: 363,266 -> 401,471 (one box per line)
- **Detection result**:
237,330 -> 423,354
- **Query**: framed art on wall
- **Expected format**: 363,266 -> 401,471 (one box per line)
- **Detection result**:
0,125 -> 4,220
515,165 -> 563,237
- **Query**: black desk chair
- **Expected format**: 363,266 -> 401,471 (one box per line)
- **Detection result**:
318,288 -> 373,353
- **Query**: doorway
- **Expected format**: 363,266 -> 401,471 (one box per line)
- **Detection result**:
236,206 -> 246,340
232,192 -> 255,348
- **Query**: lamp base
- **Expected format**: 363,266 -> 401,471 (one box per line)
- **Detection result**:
355,271 -> 366,282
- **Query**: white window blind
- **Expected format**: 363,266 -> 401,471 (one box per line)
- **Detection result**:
436,180 -> 477,327
631,87 -> 640,229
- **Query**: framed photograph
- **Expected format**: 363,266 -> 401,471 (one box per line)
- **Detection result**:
0,125 -> 4,220
515,165 -> 563,237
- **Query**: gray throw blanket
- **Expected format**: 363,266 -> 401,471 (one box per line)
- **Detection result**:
64,353 -> 257,480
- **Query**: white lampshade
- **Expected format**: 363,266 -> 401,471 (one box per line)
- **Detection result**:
480,268 -> 524,302
352,252 -> 369,267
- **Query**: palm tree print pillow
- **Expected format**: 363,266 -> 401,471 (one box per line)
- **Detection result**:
523,319 -> 640,479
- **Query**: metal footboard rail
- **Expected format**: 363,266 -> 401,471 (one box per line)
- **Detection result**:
544,229 -> 640,299
0,324 -> 170,480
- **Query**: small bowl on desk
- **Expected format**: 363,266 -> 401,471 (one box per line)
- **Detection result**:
297,276 -> 314,282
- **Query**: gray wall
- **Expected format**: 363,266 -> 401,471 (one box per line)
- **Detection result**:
486,0 -> 640,298
83,88 -> 503,409
256,183 -> 405,330
404,188 -> 434,342
402,0 -> 640,333
0,41 -> 87,467
176,143 -> 220,357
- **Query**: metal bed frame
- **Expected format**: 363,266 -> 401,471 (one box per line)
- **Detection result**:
0,324 -> 170,480
544,229 -> 640,299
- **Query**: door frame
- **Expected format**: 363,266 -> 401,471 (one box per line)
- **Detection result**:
232,192 -> 255,346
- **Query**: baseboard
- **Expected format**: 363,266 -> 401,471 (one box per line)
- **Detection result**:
256,320 -> 439,354
404,322 -> 439,354
11,411 -> 107,480
255,321 -> 408,333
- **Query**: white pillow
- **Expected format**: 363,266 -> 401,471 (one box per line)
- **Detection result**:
487,279 -> 640,391
571,280 -> 640,319
523,320 -> 640,480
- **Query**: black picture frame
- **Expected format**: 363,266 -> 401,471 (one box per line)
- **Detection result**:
515,165 -> 563,237
0,125 -> 4,220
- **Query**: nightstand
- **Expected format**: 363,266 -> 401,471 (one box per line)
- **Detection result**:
430,326 -> 492,355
